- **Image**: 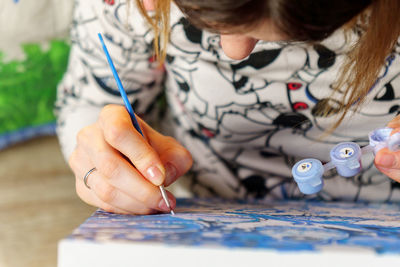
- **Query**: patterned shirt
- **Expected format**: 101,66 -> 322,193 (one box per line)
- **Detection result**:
56,0 -> 400,202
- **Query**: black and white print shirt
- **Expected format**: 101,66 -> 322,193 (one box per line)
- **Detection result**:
56,0 -> 400,202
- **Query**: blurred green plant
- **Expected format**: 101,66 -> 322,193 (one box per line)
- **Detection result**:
0,40 -> 70,134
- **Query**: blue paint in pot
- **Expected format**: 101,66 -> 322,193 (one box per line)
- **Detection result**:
369,127 -> 400,153
369,127 -> 393,154
330,142 -> 362,177
369,127 -> 392,143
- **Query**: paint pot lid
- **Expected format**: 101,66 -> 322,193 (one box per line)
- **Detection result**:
292,158 -> 323,184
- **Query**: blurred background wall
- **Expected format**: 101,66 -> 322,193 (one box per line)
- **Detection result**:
0,1 -> 96,266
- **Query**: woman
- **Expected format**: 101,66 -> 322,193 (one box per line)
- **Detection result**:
57,0 -> 400,214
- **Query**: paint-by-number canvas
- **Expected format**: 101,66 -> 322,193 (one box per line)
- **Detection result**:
58,198 -> 400,267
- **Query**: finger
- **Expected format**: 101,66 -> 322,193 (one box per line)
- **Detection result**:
159,189 -> 177,211
374,148 -> 400,183
69,147 -> 133,214
99,105 -> 165,186
78,170 -> 158,215
387,115 -> 400,129
76,122 -> 174,212
143,123 -> 193,186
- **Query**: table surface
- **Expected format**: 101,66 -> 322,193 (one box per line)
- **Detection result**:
0,136 -> 95,267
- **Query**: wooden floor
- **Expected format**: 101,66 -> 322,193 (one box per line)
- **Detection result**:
0,136 -> 96,267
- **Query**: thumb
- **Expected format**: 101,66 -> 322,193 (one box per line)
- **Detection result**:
387,115 -> 400,129
375,148 -> 400,183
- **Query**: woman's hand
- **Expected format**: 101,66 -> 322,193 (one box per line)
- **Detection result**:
69,104 -> 193,214
375,115 -> 400,183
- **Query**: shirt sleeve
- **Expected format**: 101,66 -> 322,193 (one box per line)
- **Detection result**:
55,0 -> 165,160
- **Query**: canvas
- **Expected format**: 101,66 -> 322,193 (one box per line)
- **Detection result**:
58,198 -> 400,267
0,0 -> 72,149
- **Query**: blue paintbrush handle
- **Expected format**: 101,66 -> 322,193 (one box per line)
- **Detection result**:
98,33 -> 174,215
98,33 -> 144,136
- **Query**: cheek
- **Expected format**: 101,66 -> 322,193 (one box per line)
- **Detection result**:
220,35 -> 258,60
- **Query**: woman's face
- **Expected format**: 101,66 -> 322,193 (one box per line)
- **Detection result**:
143,0 -> 287,60
219,19 -> 287,60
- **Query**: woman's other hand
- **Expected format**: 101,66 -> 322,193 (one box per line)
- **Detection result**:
375,115 -> 400,183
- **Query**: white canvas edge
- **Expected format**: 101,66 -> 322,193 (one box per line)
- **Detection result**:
58,239 -> 398,267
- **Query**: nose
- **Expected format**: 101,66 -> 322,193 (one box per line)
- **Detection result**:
220,34 -> 258,60
143,0 -> 155,11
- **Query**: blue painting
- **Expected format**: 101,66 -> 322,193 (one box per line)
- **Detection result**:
66,198 -> 400,254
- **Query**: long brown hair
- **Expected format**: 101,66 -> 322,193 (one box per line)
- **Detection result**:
135,0 -> 171,62
136,0 -> 400,132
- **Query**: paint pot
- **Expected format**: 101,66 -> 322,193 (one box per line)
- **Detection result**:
369,127 -> 400,154
330,142 -> 361,177
369,127 -> 392,154
292,158 -> 324,195
388,132 -> 400,152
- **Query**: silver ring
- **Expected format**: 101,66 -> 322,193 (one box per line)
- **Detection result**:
83,167 -> 96,189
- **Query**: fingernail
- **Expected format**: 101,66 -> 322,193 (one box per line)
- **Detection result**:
377,153 -> 395,167
146,166 -> 164,185
158,197 -> 174,212
164,163 -> 177,185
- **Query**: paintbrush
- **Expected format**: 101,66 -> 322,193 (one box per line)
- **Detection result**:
98,33 -> 175,215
